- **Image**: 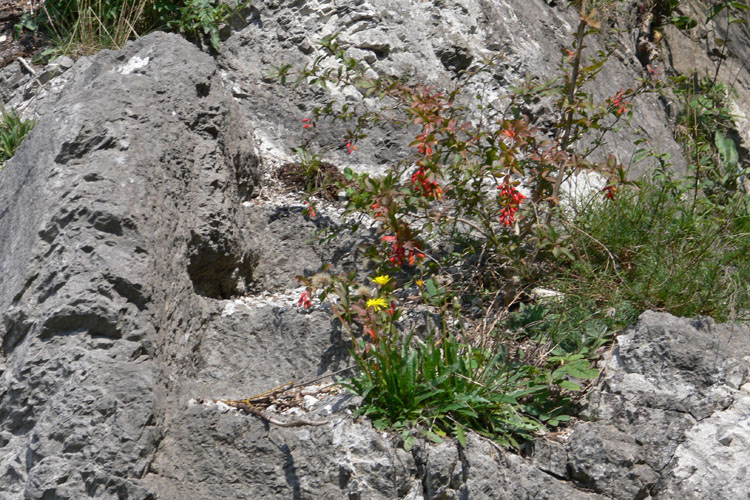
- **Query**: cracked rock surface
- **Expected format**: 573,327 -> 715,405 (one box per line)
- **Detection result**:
567,312 -> 750,499
1,1 -> 749,499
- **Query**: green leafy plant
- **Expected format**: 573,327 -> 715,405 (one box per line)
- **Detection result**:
671,74 -> 747,205
168,0 -> 247,52
551,175 -> 749,324
0,110 -> 35,166
296,271 -> 597,449
282,9 -> 629,448
284,3 -> 748,450
346,330 -> 554,449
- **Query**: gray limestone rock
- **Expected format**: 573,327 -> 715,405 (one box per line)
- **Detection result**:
218,0 -> 686,179
0,31 -> 263,498
1,2 -> 749,499
566,312 -> 750,499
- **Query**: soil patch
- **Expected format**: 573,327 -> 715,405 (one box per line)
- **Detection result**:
276,161 -> 347,201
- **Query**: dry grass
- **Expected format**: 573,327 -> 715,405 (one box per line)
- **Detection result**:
42,0 -> 150,55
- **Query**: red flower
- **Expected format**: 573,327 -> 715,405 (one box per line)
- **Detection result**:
346,141 -> 357,154
602,185 -> 617,200
413,131 -> 436,156
298,291 -> 312,309
646,64 -> 661,80
371,201 -> 386,219
497,183 -> 526,227
499,206 -> 517,227
381,235 -> 425,267
611,90 -> 629,116
411,167 -> 442,199
303,200 -> 316,217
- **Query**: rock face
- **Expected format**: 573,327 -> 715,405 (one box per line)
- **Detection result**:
218,0 -> 687,179
564,312 -> 750,499
663,0 -> 750,160
0,32 -> 259,498
1,1 -> 749,500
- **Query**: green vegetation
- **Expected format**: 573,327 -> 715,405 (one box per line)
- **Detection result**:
544,176 -> 749,340
9,0 -> 748,450
285,5 -> 749,449
167,0 -> 247,52
344,330 -> 596,449
15,0 -> 248,56
0,110 -> 35,167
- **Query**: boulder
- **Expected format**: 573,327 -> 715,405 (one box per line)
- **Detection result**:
565,312 -> 750,499
0,31 -> 265,498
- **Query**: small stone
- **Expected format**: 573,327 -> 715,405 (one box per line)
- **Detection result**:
530,287 -> 563,301
302,395 -> 319,410
718,431 -> 733,446
215,401 -> 233,413
54,56 -> 75,70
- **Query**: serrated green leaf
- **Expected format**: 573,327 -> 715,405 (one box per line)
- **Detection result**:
425,279 -> 439,297
456,425 -> 467,447
403,435 -> 415,451
566,364 -> 599,379
373,418 -> 389,431
558,380 -> 582,391
422,429 -> 444,443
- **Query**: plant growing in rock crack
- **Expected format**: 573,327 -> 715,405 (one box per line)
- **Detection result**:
0,109 -> 35,167
282,9 -> 631,448
671,74 -> 747,206
167,0 -> 250,52
283,5 -> 750,447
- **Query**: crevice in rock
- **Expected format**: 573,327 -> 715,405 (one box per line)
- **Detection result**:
106,275 -> 148,311
1,309 -> 32,356
187,232 -> 255,299
11,273 -> 37,303
40,309 -> 122,340
195,82 -> 211,98
537,464 -> 569,482
435,45 -> 473,74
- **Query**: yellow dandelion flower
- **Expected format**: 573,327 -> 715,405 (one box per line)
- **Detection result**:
366,297 -> 389,311
416,279 -> 425,288
371,275 -> 391,286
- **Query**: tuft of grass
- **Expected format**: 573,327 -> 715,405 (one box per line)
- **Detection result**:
34,0 -> 150,56
543,178 -> 750,336
342,330 -> 595,449
0,110 -> 35,167
17,0 -> 248,57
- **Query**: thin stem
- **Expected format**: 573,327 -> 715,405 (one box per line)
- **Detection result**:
548,18 -> 588,224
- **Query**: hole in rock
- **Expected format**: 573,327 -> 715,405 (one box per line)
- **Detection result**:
436,45 -> 473,74
196,82 -> 211,97
187,233 -> 255,299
